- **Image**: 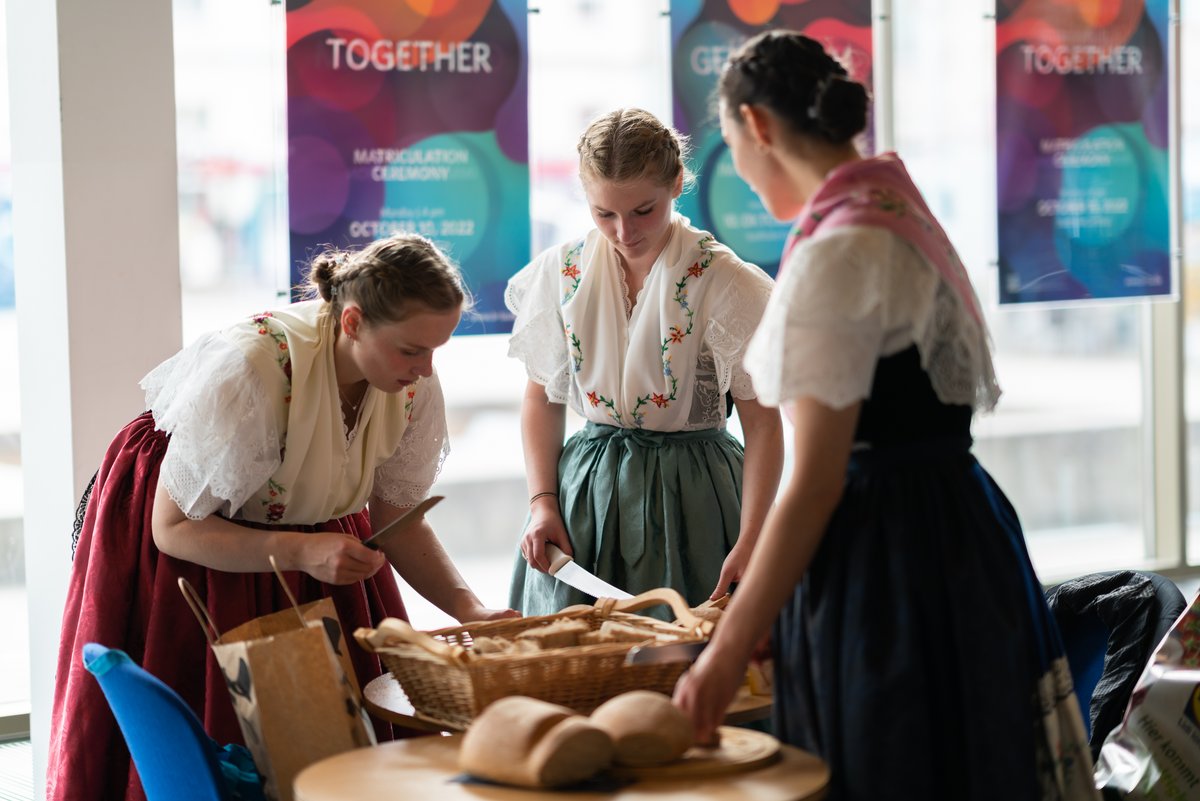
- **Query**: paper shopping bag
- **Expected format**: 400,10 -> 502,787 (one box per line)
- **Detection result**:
179,565 -> 374,801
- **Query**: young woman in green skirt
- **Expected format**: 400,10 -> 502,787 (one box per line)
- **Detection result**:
506,108 -> 784,616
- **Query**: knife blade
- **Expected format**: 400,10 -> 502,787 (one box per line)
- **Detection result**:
363,495 -> 444,551
544,543 -> 633,600
624,640 -> 707,666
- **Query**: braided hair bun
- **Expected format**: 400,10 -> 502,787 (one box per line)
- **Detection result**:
719,31 -> 869,145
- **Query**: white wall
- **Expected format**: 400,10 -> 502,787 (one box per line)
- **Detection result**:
7,0 -> 182,792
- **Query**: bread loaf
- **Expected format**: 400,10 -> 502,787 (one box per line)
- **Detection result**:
593,620 -> 658,644
458,696 -> 614,788
514,619 -> 590,649
469,636 -> 540,656
687,605 -> 724,624
469,636 -> 512,655
589,690 -> 694,766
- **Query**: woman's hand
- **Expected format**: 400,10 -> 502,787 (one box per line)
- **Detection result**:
152,480 -> 384,583
520,498 -> 572,573
710,541 -> 753,600
673,643 -> 749,746
456,604 -> 522,624
296,531 -> 387,585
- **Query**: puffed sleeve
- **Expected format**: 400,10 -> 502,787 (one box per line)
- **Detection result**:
703,256 -> 775,400
141,332 -> 284,519
744,226 -> 938,409
505,244 -> 572,403
371,370 -> 450,509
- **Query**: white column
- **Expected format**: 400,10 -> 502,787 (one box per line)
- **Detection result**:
6,0 -> 182,793
1143,0 -> 1185,567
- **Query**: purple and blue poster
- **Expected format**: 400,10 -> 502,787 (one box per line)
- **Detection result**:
670,0 -> 873,275
286,0 -> 530,334
997,0 -> 1171,304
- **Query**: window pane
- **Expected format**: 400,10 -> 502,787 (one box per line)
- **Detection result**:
895,0 -> 1147,580
174,0 -> 286,343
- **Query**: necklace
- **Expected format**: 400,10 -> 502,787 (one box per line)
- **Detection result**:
339,382 -> 367,416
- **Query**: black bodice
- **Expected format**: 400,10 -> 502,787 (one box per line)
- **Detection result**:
853,345 -> 973,447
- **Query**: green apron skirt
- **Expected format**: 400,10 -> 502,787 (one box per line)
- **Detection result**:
509,421 -> 745,619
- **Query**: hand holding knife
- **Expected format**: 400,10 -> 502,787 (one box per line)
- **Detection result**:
543,542 -> 633,600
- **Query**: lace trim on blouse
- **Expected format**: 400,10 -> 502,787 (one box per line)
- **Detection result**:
744,226 -> 1000,412
142,332 -> 282,520
506,248 -> 572,403
705,261 -> 773,402
371,371 -> 451,509
142,333 -> 452,520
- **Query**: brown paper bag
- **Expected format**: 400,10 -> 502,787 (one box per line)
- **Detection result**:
179,560 -> 374,801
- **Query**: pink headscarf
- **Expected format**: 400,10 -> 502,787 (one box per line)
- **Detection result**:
781,152 -> 984,325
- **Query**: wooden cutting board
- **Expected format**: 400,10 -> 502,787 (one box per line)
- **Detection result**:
609,726 -> 781,780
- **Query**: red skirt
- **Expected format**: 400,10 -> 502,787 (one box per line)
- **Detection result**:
46,412 -> 411,801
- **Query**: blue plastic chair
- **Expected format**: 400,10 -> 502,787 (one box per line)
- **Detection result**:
82,643 -> 248,801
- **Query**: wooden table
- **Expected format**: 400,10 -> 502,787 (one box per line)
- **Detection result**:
362,673 -> 774,733
294,733 -> 829,801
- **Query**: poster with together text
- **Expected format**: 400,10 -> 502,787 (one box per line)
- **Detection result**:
286,0 -> 529,334
997,0 -> 1172,304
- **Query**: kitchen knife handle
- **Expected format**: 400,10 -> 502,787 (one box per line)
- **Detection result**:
543,542 -> 573,575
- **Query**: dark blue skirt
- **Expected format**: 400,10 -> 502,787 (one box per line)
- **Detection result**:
773,438 -> 1094,800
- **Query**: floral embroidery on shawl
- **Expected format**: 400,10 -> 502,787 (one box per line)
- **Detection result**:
626,236 -> 715,427
560,240 -> 585,303
576,235 -> 717,428
250,311 -> 297,520
566,324 -> 583,373
252,312 -> 293,404
585,389 -> 623,424
262,477 -> 287,522
404,386 -> 417,422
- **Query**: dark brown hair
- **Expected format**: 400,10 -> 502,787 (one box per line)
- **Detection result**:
577,108 -> 695,191
718,30 -> 869,145
303,233 -> 472,328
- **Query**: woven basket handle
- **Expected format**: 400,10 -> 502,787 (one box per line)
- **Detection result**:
354,618 -> 470,665
606,588 -> 715,636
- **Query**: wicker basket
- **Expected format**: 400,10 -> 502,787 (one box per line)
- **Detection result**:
355,588 -> 714,730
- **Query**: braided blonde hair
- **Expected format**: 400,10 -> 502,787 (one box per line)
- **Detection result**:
303,233 -> 472,328
577,108 -> 694,191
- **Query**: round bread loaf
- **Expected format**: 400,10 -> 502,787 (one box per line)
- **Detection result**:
589,690 -> 694,766
458,696 -> 613,788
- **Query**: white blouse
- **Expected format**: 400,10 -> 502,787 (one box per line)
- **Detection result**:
744,225 -> 1000,411
142,301 -> 449,523
506,215 -> 774,431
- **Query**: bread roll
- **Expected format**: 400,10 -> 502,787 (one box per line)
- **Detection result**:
589,690 -> 694,766
514,619 -> 590,649
459,696 -> 614,787
593,620 -> 658,644
688,605 -> 724,624
469,636 -> 513,655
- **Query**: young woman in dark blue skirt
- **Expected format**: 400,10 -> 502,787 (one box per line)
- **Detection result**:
672,31 -> 1099,801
